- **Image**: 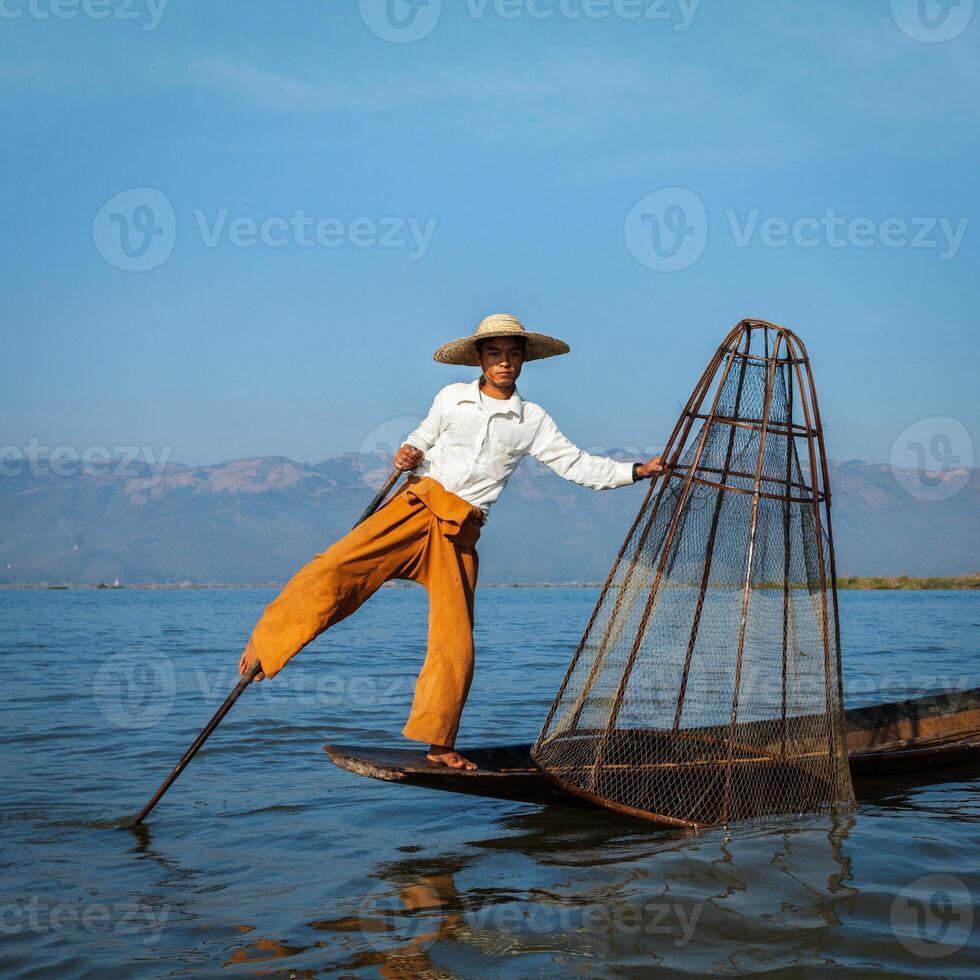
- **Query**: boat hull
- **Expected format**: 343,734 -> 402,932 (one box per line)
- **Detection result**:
325,687 -> 980,815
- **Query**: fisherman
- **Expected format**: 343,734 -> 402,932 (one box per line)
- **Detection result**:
238,314 -> 663,769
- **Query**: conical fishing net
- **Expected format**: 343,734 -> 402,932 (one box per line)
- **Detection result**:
532,320 -> 856,828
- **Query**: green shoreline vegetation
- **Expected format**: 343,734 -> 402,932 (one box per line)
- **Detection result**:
836,574 -> 980,591
3,574 -> 979,591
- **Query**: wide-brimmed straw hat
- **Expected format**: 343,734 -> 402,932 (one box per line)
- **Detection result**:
433,313 -> 571,366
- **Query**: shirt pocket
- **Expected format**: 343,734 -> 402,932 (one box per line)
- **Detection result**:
442,411 -> 484,451
493,421 -> 528,458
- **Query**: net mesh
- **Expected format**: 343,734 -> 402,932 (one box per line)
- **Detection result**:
531,321 -> 856,828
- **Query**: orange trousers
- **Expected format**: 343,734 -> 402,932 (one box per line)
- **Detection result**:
247,475 -> 485,746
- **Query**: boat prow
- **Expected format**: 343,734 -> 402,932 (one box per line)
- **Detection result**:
324,742 -> 596,808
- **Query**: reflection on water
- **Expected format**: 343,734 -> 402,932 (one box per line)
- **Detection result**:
0,588 -> 977,976
304,812 -> 860,977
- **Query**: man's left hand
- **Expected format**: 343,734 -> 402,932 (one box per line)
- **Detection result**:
634,455 -> 664,480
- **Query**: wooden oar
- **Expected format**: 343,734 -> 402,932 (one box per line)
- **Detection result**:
356,467 -> 402,526
130,467 -> 404,827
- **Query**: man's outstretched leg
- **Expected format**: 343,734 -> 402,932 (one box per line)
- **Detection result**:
238,483 -> 424,681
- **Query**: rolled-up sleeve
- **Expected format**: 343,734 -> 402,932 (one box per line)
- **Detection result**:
528,412 -> 635,490
404,390 -> 444,452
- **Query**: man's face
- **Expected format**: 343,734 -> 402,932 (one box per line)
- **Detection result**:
478,338 -> 525,387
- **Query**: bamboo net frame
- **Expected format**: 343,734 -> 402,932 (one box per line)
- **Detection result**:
531,320 -> 857,828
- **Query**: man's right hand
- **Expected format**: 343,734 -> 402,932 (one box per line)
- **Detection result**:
239,639 -> 266,682
394,444 -> 424,471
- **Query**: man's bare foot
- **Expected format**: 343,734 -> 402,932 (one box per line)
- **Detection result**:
426,744 -> 477,770
238,640 -> 266,682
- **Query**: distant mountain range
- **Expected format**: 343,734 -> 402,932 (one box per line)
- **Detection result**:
1,453 -> 977,584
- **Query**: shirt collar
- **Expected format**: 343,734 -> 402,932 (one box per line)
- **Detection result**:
458,376 -> 524,422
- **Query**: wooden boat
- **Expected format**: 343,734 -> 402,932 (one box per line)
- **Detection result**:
325,687 -> 980,811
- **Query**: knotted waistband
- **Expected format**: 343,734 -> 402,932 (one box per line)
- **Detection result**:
401,475 -> 485,549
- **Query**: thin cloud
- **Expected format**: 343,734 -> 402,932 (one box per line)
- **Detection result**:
189,52 -> 657,115
191,56 -> 389,112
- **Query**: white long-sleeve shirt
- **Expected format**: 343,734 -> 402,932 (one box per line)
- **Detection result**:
404,378 -> 636,516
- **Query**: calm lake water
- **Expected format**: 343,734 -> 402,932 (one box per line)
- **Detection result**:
1,587 -> 978,977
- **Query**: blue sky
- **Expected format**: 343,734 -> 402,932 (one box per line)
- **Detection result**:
2,0 -> 977,469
